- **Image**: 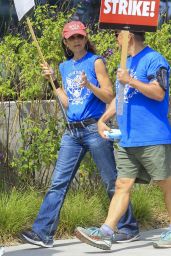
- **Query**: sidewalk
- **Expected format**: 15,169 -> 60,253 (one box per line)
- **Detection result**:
4,228 -> 171,256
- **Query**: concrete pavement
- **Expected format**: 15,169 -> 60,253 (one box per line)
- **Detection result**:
4,228 -> 171,256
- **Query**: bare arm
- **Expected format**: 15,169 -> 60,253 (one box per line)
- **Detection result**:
41,63 -> 69,109
80,59 -> 114,104
98,98 -> 116,139
53,86 -> 68,109
117,68 -> 165,101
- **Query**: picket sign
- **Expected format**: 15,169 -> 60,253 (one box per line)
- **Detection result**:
13,0 -> 71,130
99,0 -> 160,66
99,0 -> 160,114
99,0 -> 160,31
13,0 -> 35,21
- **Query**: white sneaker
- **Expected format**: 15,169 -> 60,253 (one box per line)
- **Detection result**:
0,247 -> 4,256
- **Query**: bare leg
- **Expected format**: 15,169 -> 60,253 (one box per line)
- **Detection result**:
104,178 -> 135,229
75,178 -> 136,250
157,177 -> 171,224
153,177 -> 171,248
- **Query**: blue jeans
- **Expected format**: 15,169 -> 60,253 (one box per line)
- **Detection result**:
32,124 -> 139,243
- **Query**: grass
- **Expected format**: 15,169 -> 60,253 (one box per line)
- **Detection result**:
131,185 -> 154,226
0,189 -> 42,243
131,184 -> 167,229
57,187 -> 108,238
0,184 -> 168,244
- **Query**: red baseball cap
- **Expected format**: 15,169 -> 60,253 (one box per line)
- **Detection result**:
62,21 -> 87,39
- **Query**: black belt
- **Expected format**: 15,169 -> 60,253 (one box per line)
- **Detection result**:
66,118 -> 98,129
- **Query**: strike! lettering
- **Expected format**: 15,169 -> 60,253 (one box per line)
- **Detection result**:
104,0 -> 156,17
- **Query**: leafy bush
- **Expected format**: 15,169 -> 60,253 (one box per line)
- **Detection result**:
0,5 -> 170,101
0,5 -> 170,189
145,22 -> 171,64
11,115 -> 62,187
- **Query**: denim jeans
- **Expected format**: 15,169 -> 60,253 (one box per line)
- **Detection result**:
32,123 -> 139,243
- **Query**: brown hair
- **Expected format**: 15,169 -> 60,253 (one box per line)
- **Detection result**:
62,39 -> 96,59
130,31 -> 145,42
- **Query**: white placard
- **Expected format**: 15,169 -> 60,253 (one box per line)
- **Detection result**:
14,0 -> 35,21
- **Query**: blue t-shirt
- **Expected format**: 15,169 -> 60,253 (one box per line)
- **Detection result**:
116,46 -> 171,147
59,52 -> 106,122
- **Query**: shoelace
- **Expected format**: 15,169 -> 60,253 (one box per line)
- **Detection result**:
86,227 -> 112,239
86,227 -> 102,236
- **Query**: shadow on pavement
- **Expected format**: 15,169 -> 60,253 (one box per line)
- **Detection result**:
84,242 -> 153,254
5,248 -> 61,256
4,240 -> 82,256
53,241 -> 81,248
140,228 -> 166,241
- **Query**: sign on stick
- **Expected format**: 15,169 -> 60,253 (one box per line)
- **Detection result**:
14,0 -> 35,21
13,0 -> 70,128
99,0 -> 160,31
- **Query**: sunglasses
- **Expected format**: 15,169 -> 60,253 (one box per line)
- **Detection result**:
114,31 -> 121,38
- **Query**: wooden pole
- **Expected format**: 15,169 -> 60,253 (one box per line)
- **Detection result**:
26,17 -> 57,91
120,30 -> 129,69
26,17 -> 70,127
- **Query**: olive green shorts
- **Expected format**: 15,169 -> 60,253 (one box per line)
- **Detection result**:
116,144 -> 171,183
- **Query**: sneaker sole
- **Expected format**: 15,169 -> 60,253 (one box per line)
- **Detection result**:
153,242 -> 171,248
75,228 -> 111,251
0,247 -> 5,256
21,234 -> 53,248
115,234 -> 140,243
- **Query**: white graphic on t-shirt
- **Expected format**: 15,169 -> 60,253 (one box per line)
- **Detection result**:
116,70 -> 139,104
66,71 -> 91,105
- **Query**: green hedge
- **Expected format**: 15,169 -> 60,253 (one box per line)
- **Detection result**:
0,5 -> 170,100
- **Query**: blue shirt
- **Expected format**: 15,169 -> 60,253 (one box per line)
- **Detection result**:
59,52 -> 106,122
116,46 -> 171,147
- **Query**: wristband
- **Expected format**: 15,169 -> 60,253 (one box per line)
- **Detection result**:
48,79 -> 60,90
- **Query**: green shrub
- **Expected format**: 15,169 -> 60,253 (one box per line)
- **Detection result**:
57,187 -> 109,238
0,187 -> 108,242
0,189 -> 42,242
131,185 -> 153,225
0,6 -> 170,101
0,184 -> 167,244
0,4 -> 170,189
11,116 -> 62,187
131,184 -> 166,227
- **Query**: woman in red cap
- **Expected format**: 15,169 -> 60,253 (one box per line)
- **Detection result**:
21,21 -> 139,248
